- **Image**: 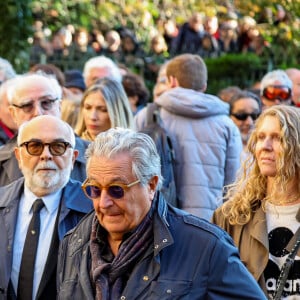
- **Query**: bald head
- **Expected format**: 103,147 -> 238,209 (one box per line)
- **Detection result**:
15,115 -> 78,196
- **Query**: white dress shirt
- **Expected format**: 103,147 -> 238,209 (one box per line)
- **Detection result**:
11,185 -> 61,299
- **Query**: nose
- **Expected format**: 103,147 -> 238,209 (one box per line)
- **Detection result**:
97,189 -> 114,209
262,137 -> 273,150
89,108 -> 98,120
244,115 -> 254,125
40,144 -> 53,160
32,103 -> 44,117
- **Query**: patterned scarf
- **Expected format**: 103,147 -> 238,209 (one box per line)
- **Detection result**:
90,210 -> 154,300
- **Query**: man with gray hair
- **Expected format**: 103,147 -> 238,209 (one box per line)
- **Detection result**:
0,72 -> 88,186
0,115 -> 92,299
0,58 -> 17,145
57,127 -> 266,299
83,55 -> 122,88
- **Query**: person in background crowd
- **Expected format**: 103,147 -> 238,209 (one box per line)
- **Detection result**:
104,30 -> 123,63
0,115 -> 93,299
0,57 -> 16,84
122,72 -> 150,115
57,127 -> 267,300
212,105 -> 300,299
0,58 -> 18,146
0,72 -> 88,187
62,69 -> 86,128
260,69 -> 293,109
29,63 -> 65,87
285,68 -> 300,107
75,77 -> 134,141
229,90 -> 262,161
63,69 -> 86,104
83,55 -> 122,88
135,54 -> 242,220
170,12 -> 205,55
152,61 -> 169,101
217,85 -> 242,103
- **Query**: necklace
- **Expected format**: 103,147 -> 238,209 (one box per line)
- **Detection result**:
267,194 -> 300,206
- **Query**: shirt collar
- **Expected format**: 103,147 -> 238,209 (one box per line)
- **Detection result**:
24,185 -> 62,214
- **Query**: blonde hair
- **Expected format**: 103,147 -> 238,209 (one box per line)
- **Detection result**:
75,77 -> 134,139
222,105 -> 300,224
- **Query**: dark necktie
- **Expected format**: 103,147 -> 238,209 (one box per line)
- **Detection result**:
17,199 -> 44,300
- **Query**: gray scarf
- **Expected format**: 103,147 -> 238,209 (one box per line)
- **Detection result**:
90,210 -> 154,300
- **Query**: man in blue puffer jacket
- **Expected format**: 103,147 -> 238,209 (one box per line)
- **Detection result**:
135,54 -> 242,220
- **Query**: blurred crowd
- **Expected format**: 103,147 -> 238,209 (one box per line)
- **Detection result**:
29,5 -> 293,85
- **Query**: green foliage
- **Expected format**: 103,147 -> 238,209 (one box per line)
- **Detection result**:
205,53 -> 267,94
0,1 -> 33,72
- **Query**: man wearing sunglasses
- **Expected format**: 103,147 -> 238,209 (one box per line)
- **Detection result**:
0,72 -> 89,187
260,69 -> 293,108
0,115 -> 93,299
57,127 -> 266,299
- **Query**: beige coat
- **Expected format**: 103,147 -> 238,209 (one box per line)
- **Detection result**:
212,205 -> 300,297
212,206 -> 270,295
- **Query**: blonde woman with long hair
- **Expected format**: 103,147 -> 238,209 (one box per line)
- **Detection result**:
75,77 -> 134,141
212,105 -> 300,299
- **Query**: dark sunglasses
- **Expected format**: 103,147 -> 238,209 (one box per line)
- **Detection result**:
82,179 -> 140,200
12,97 -> 59,113
19,140 -> 72,156
231,112 -> 260,121
262,86 -> 291,101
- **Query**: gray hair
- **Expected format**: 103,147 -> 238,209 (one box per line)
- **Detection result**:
83,55 -> 122,82
6,72 -> 62,105
0,57 -> 16,80
85,127 -> 163,190
17,115 -> 76,148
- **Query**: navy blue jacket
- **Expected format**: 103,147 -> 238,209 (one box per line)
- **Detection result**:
0,177 -> 93,299
57,193 -> 267,300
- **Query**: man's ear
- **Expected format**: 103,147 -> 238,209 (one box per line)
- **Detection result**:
71,149 -> 79,169
148,175 -> 159,201
201,83 -> 207,92
14,147 -> 22,169
167,75 -> 179,88
9,106 -> 18,126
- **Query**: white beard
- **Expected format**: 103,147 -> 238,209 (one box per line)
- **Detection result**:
21,160 -> 72,194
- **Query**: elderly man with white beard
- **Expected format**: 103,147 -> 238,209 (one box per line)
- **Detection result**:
0,115 -> 93,300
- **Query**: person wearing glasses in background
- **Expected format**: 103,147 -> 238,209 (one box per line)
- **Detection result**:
57,127 -> 266,300
229,90 -> 262,162
260,69 -> 293,109
0,72 -> 89,187
0,115 -> 93,300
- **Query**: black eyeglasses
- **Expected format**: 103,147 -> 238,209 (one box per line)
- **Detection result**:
12,97 -> 59,113
231,112 -> 260,121
82,178 -> 140,200
19,140 -> 72,156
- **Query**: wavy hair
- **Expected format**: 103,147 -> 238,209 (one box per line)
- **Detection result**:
85,127 -> 163,190
222,105 -> 300,224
